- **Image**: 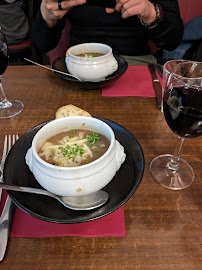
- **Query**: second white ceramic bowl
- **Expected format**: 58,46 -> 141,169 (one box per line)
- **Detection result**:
65,43 -> 118,82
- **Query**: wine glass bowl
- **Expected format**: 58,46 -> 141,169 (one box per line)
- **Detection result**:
150,61 -> 202,190
0,26 -> 24,118
162,59 -> 188,94
0,40 -> 8,75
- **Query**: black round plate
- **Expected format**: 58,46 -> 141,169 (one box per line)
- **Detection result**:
51,55 -> 128,89
3,117 -> 144,224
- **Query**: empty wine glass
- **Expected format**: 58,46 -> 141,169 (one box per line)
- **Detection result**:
0,26 -> 24,118
150,61 -> 202,190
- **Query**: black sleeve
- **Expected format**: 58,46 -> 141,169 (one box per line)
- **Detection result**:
148,0 -> 184,51
32,0 -> 184,54
32,10 -> 67,53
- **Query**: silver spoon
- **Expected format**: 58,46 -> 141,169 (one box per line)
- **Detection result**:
24,58 -> 82,81
0,182 -> 109,210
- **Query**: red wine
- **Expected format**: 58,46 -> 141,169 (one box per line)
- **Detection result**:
0,43 -> 8,75
163,87 -> 202,138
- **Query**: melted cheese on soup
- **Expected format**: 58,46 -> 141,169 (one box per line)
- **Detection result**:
38,129 -> 110,167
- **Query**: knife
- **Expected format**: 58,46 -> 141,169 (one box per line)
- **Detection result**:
0,196 -> 13,261
148,64 -> 163,109
154,64 -> 163,77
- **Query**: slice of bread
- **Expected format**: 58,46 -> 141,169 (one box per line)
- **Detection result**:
66,48 -> 69,57
55,104 -> 92,119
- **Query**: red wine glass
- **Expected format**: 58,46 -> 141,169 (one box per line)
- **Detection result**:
150,61 -> 202,190
0,26 -> 24,118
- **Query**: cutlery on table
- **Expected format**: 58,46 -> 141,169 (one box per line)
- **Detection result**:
148,64 -> 163,109
24,58 -> 82,81
0,134 -> 18,261
0,136 -> 9,201
0,182 -> 109,211
154,64 -> 163,77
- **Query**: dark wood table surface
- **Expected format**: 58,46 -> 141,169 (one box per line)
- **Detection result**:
0,65 -> 201,270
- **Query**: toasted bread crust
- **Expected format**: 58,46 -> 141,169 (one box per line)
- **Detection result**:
55,104 -> 92,119
66,48 -> 69,57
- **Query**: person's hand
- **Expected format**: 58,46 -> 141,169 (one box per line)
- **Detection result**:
106,0 -> 156,22
41,0 -> 86,28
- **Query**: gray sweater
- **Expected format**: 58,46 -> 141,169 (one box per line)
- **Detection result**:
0,0 -> 29,44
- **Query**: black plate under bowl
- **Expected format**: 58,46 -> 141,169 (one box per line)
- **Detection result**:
51,55 -> 128,90
3,117 -> 144,224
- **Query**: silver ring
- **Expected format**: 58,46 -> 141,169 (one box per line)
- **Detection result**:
58,0 -> 62,10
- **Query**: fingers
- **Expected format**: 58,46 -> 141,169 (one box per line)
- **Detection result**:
114,0 -> 126,13
121,2 -> 145,19
46,0 -> 86,12
42,0 -> 87,24
105,8 -> 116,14
113,0 -> 151,19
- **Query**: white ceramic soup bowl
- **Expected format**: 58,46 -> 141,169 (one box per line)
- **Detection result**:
65,43 -> 118,82
25,117 -> 126,197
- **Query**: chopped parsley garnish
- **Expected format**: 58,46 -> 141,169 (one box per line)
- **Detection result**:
59,145 -> 85,161
84,159 -> 90,164
70,130 -> 76,133
82,123 -> 85,127
86,133 -> 101,147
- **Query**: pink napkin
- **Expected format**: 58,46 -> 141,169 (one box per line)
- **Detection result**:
102,65 -> 162,97
0,191 -> 126,238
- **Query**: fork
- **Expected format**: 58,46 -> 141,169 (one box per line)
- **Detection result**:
0,134 -> 19,261
0,136 -> 8,200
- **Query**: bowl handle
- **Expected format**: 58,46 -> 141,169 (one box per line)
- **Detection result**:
109,56 -> 118,74
115,140 -> 126,171
25,147 -> 33,172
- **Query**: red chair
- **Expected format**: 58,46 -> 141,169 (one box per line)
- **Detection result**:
48,20 -> 71,65
178,0 -> 202,24
8,38 -> 32,61
8,39 -> 31,52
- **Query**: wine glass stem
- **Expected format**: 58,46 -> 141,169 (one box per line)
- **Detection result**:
168,137 -> 185,170
0,75 -> 12,108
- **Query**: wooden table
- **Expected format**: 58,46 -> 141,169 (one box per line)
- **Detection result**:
0,65 -> 201,270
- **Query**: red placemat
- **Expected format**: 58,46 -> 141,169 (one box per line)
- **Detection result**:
102,65 -> 162,97
0,191 -> 126,238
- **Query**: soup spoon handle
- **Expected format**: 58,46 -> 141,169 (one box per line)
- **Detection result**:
24,58 -> 82,81
0,182 -> 109,210
0,182 -> 60,209
0,182 -> 55,197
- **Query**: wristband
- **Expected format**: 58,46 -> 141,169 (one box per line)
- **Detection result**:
140,3 -> 163,29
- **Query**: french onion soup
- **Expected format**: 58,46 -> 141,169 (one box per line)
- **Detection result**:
75,52 -> 104,58
38,129 -> 110,167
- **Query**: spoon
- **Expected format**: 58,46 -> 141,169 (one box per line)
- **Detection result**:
24,58 -> 82,81
0,182 -> 109,210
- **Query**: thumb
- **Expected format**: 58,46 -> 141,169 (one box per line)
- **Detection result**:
105,8 -> 116,13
